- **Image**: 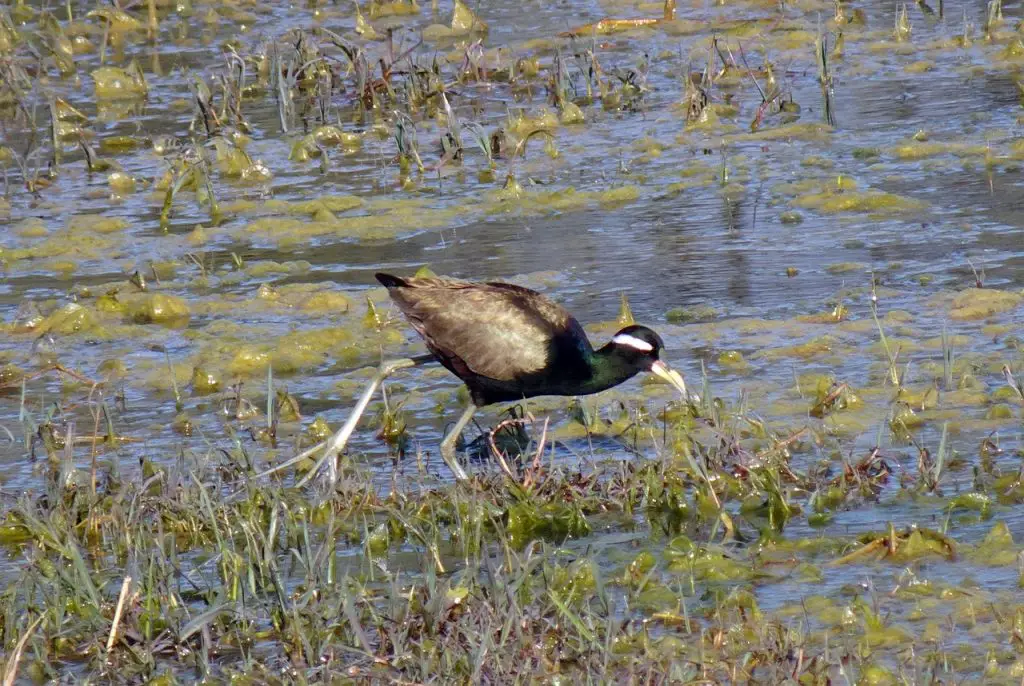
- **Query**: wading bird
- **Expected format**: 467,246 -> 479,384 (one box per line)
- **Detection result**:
307,273 -> 691,482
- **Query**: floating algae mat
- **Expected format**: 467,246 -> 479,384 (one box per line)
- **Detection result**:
0,0 -> 1023,680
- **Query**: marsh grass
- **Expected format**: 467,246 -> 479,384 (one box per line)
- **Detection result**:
870,282 -> 902,389
3,342 -> 1021,683
814,30 -> 836,128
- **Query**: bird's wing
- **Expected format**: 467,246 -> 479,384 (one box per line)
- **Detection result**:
386,279 -> 580,381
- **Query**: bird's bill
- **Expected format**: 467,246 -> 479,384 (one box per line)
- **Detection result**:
649,360 -> 688,397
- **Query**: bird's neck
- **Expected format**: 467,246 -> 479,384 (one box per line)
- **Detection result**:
578,345 -> 642,395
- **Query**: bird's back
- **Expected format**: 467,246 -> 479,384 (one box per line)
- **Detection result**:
376,273 -> 592,403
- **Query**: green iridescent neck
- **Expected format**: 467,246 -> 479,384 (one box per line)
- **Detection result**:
575,344 -> 644,396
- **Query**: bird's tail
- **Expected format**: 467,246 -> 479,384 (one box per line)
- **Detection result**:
375,272 -> 408,289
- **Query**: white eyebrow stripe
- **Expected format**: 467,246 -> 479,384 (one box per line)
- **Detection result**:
612,334 -> 654,352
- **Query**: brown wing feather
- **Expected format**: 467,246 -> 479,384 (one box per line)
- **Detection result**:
379,274 -> 581,382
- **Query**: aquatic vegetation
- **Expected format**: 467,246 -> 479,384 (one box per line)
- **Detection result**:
562,0 -> 676,37
423,0 -> 488,39
0,0 -> 1023,681
368,0 -> 419,19
91,62 -> 148,100
126,293 -> 191,325
792,185 -> 926,215
946,288 -> 1022,320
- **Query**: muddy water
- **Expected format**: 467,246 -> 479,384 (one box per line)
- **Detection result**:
1,0 -> 1023,616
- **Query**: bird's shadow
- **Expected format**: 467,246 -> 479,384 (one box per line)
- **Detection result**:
463,405 -> 533,466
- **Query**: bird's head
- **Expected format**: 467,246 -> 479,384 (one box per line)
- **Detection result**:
607,324 -> 689,397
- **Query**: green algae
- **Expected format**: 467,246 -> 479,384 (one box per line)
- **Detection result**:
717,350 -> 748,370
665,305 -> 718,323
966,521 -> 1019,566
792,187 -> 926,215
244,261 -> 313,277
107,171 -> 137,194
558,101 -> 586,125
506,500 -> 590,548
825,261 -> 866,274
489,185 -> 641,215
723,122 -> 832,143
368,0 -> 419,19
890,140 -> 990,160
237,200 -> 469,245
897,385 -> 939,410
190,366 -> 221,394
684,102 -> 738,131
947,288 -> 1022,320
984,403 -> 1014,419
755,335 -> 837,361
299,291 -> 352,314
91,62 -> 147,100
126,293 -> 191,325
38,302 -> 98,335
774,175 -> 857,197
947,492 -> 993,518
290,126 -> 362,162
67,214 -> 129,233
189,322 -> 385,380
808,378 -> 862,417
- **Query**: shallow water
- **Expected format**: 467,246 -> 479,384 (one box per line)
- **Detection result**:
1,0 -> 1023,677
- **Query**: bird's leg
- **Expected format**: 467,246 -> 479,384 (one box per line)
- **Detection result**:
439,404 -> 475,482
296,354 -> 435,489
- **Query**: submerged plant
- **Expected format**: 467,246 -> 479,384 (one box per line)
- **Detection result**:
815,31 -> 835,126
158,145 -> 220,230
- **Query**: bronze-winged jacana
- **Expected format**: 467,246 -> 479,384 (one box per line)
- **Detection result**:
284,273 -> 691,485
374,272 -> 690,479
